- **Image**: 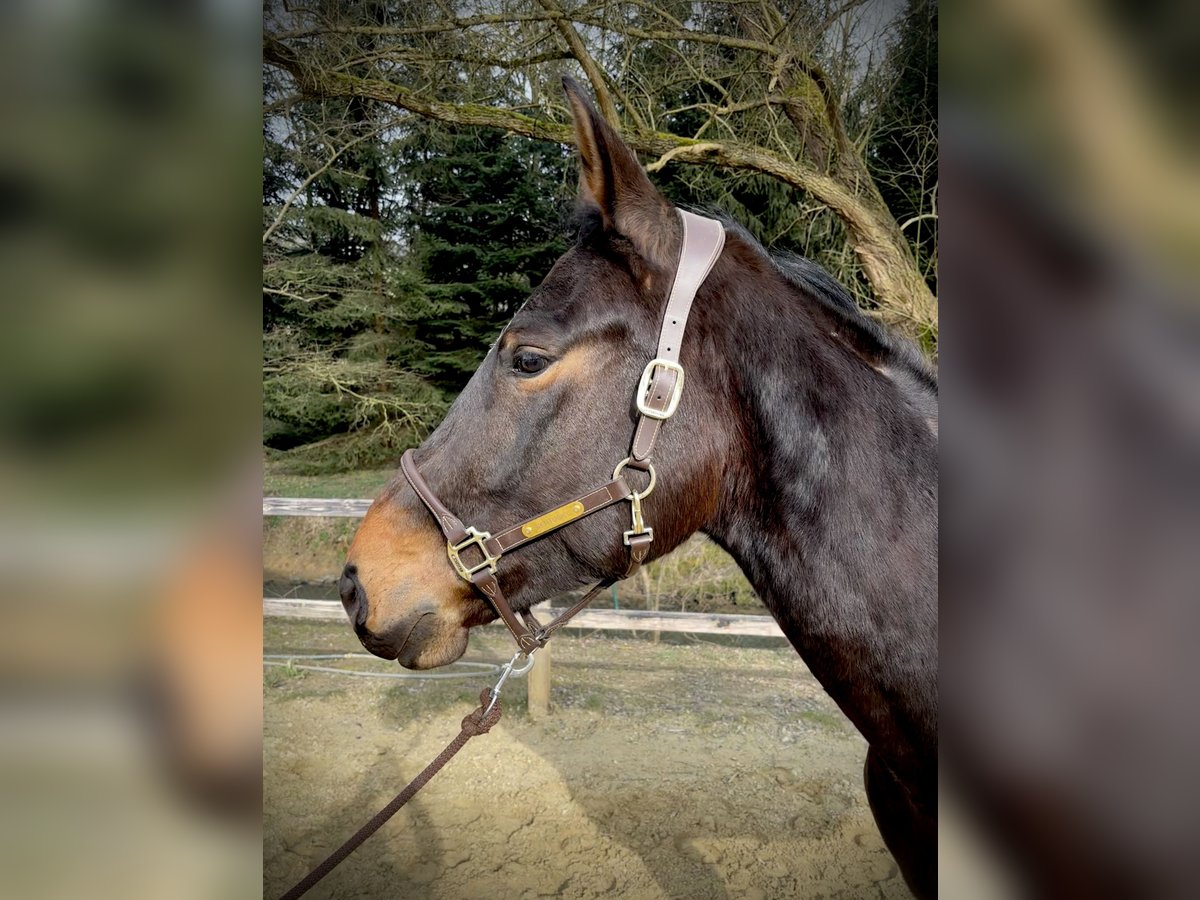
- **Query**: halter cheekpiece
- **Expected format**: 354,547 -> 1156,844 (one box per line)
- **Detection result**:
401,209 -> 725,655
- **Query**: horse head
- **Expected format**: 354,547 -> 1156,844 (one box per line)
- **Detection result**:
340,79 -> 732,668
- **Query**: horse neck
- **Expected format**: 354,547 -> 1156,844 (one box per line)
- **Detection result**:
698,267 -> 938,758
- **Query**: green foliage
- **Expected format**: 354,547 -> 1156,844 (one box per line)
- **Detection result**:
397,123 -> 572,391
263,241 -> 447,456
264,102 -> 573,470
263,343 -> 447,453
263,78 -> 418,464
265,428 -> 420,476
263,465 -> 395,500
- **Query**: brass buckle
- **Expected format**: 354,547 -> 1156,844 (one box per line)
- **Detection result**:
447,527 -> 500,582
623,492 -> 654,546
636,358 -> 685,419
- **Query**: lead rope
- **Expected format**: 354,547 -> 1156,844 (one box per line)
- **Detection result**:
280,688 -> 503,900
278,583 -> 610,900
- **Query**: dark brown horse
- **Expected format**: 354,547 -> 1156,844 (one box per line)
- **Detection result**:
341,79 -> 938,897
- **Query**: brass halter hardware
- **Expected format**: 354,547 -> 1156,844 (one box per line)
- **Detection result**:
446,527 -> 500,582
521,500 -> 586,539
612,457 -> 657,498
624,493 -> 652,546
613,458 -> 657,546
636,358 -> 685,419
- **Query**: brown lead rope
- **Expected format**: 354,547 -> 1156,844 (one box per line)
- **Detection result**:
279,688 -> 503,900
278,584 -> 611,900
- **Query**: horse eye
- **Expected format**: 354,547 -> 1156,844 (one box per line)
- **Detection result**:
513,351 -> 550,376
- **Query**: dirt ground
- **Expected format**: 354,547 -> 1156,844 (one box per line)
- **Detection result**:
264,620 -> 912,899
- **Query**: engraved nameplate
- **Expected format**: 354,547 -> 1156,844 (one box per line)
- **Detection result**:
521,501 -> 586,538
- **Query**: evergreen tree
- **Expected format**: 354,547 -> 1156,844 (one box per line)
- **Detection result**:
262,79 -> 449,470
263,102 -> 573,469
398,123 -> 572,392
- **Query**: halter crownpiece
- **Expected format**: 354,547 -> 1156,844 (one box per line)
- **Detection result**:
401,209 -> 725,653
632,210 -> 725,458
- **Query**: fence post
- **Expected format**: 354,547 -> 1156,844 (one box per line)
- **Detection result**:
527,601 -> 553,719
528,645 -> 551,720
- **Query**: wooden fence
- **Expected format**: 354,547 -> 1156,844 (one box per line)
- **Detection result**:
263,595 -> 783,637
264,497 -> 785,715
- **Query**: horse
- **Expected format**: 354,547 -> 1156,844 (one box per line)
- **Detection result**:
340,77 -> 938,898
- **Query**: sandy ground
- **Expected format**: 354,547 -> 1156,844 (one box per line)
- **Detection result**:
264,620 -> 912,899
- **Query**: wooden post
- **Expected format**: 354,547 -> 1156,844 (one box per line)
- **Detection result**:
527,601 -> 553,719
640,568 -> 661,644
527,643 -> 551,720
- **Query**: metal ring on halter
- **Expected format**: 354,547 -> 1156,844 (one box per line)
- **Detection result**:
612,458 -> 657,499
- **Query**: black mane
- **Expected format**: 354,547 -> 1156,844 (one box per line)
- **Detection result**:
712,212 -> 938,397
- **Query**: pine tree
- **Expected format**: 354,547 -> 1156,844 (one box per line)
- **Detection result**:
398,123 -> 572,392
263,102 -> 573,470
263,80 -> 449,470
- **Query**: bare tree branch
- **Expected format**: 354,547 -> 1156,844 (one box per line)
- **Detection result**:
261,2 -> 937,334
537,0 -> 620,122
263,119 -> 403,246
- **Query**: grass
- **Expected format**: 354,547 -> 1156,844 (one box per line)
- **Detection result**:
263,661 -> 307,689
799,708 -> 845,731
264,464 -> 395,500
262,461 -> 397,581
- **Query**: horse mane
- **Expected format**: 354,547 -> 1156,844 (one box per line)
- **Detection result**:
710,211 -> 938,397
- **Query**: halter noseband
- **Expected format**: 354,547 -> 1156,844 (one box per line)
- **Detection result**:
401,209 -> 725,654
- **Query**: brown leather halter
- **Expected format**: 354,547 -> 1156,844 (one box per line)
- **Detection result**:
401,209 -> 726,656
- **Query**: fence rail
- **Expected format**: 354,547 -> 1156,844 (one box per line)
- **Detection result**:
264,497 -> 372,517
264,597 -> 785,638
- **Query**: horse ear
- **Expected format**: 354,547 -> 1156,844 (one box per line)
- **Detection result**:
562,75 -> 677,267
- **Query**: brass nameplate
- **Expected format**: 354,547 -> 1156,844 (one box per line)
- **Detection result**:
521,501 -> 585,539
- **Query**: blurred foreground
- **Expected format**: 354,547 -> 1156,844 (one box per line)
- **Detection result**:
0,1 -> 263,897
941,0 -> 1200,896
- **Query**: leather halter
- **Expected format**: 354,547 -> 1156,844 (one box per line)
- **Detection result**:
401,209 -> 725,654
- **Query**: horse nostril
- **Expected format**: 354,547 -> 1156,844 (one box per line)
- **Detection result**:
338,567 -> 355,604
338,565 -> 367,626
